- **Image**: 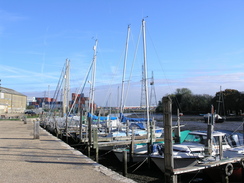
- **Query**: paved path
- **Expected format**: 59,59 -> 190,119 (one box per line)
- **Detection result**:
0,119 -> 136,183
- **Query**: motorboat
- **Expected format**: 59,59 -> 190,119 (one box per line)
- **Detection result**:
150,130 -> 231,172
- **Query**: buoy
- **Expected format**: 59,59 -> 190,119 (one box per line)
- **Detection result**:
240,158 -> 244,168
224,163 -> 234,176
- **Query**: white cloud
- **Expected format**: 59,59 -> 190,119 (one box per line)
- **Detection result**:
0,10 -> 27,21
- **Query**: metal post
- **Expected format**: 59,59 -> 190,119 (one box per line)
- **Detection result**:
163,96 -> 177,183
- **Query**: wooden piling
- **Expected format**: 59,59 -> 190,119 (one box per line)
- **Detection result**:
174,109 -> 181,143
163,96 -> 177,183
33,120 -> 40,139
219,136 -> 223,160
93,128 -> 99,162
129,128 -> 135,163
123,150 -> 128,177
79,108 -> 83,142
23,116 -> 27,124
126,120 -> 129,136
65,116 -> 68,143
87,116 -> 92,158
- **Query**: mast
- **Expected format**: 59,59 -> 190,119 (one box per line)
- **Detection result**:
63,59 -> 70,117
90,39 -> 98,115
120,25 -> 130,115
64,59 -> 70,143
140,64 -> 145,109
149,71 -> 157,108
217,85 -> 225,116
142,19 -> 150,139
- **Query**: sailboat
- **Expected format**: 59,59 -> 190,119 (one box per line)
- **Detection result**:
113,19 -> 164,162
150,130 -> 231,172
204,86 -> 226,123
150,105 -> 244,173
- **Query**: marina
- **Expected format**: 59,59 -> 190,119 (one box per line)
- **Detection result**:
1,20 -> 244,182
1,108 -> 244,183
37,100 -> 244,183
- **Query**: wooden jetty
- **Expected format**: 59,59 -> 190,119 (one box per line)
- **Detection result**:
163,96 -> 244,183
39,97 -> 244,182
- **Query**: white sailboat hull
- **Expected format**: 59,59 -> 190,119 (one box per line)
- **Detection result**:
113,150 -> 148,163
150,155 -> 199,172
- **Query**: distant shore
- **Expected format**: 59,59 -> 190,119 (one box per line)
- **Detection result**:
127,113 -> 244,122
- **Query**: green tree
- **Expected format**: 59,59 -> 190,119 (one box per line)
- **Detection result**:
212,89 -> 240,115
156,88 -> 213,114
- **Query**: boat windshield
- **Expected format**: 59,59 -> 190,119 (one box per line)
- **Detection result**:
183,134 -> 207,144
183,133 -> 228,145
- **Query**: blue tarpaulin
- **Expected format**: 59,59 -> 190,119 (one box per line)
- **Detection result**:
87,113 -> 118,121
120,113 -> 151,123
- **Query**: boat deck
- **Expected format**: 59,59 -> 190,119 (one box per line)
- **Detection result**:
173,157 -> 242,175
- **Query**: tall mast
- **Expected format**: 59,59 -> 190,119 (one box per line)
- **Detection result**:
142,19 -> 150,126
120,25 -> 130,114
63,59 -> 70,117
90,39 -> 98,115
140,64 -> 145,109
149,71 -> 157,108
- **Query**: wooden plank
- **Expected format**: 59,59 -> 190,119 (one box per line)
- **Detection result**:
173,158 -> 242,175
98,139 -> 150,147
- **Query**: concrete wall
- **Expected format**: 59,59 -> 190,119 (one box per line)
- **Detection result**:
0,93 -> 26,113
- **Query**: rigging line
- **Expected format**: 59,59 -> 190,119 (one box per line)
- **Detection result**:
120,25 -> 130,114
99,46 -> 125,108
232,121 -> 244,133
188,170 -> 201,183
99,66 -> 121,108
131,157 -> 148,173
47,61 -> 66,119
147,27 -> 183,112
98,31 -> 131,108
93,38 -> 119,108
124,23 -> 142,109
68,56 -> 94,115
98,52 -> 122,107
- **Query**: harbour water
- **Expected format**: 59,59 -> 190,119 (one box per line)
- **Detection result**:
49,113 -> 244,182
85,115 -> 244,183
73,115 -> 243,183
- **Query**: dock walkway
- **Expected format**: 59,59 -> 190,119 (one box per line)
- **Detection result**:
0,119 -> 135,183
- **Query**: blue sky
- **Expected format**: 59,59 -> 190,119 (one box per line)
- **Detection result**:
0,0 -> 244,107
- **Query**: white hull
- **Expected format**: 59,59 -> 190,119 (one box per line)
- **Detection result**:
113,150 -> 148,162
150,155 -> 199,172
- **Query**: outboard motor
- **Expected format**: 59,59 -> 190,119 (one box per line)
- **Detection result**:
151,144 -> 164,155
230,134 -> 240,147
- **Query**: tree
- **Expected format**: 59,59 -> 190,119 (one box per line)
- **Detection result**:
212,89 -> 241,115
156,88 -> 244,115
155,100 -> 163,113
156,88 -> 213,114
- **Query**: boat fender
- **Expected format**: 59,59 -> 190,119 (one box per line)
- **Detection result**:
240,158 -> 244,168
223,163 -> 233,176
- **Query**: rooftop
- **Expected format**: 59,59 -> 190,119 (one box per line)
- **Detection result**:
0,87 -> 26,96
